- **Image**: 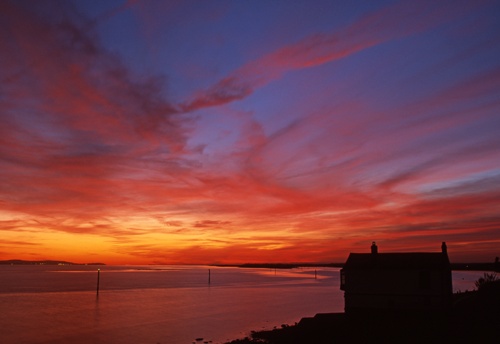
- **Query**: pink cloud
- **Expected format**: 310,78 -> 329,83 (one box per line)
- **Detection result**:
0,2 -> 194,220
180,0 -> 487,112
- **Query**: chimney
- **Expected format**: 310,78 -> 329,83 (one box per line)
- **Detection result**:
441,242 -> 447,254
371,241 -> 378,254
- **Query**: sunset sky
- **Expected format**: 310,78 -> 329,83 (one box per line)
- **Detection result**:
1,0 -> 499,265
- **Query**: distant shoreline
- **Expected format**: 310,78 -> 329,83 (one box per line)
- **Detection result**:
215,262 -> 498,272
214,263 -> 344,269
1,260 -> 497,271
0,259 -> 105,266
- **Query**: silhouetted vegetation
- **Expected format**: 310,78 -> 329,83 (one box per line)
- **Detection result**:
474,272 -> 498,290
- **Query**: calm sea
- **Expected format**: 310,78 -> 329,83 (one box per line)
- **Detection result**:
0,265 -> 484,344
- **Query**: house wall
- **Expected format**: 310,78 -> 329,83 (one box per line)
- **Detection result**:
344,269 -> 445,294
343,268 -> 452,312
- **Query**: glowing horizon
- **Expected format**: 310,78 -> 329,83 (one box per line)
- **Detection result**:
1,0 -> 499,265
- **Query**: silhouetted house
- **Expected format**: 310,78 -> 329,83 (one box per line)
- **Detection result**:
340,242 -> 452,313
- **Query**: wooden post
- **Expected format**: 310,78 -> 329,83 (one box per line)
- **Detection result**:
208,269 -> 211,284
96,268 -> 100,295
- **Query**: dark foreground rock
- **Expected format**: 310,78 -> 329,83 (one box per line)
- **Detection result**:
227,311 -> 499,343
227,281 -> 500,344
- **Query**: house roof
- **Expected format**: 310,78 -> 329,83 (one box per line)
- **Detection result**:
343,252 -> 450,270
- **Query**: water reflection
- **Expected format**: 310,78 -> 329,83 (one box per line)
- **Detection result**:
0,266 -> 490,344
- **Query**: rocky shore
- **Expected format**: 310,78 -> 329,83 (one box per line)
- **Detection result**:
226,280 -> 500,344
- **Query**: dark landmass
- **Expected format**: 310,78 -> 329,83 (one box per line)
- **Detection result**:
215,263 -> 343,269
239,263 -> 343,269
215,262 -> 498,271
226,280 -> 500,344
450,262 -> 498,271
0,259 -> 105,265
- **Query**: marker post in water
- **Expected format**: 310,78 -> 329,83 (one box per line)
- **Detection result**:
96,268 -> 100,295
208,269 -> 211,285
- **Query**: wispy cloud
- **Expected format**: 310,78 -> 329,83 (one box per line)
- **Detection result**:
1,0 -> 499,263
0,1 -> 191,220
180,0 -> 486,112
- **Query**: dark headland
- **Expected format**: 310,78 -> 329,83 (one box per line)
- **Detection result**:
226,279 -> 500,344
0,259 -> 105,265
